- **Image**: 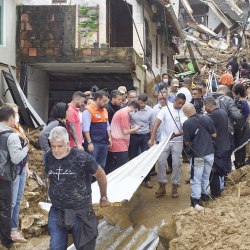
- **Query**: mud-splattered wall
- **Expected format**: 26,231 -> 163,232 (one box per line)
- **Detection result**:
16,5 -> 76,59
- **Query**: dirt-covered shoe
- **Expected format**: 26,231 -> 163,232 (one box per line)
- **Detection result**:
171,184 -> 179,198
145,180 -> 153,189
11,231 -> 27,243
155,183 -> 166,197
194,204 -> 204,212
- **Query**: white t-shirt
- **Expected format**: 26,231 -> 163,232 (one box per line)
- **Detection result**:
177,87 -> 192,103
157,103 -> 187,142
153,102 -> 171,142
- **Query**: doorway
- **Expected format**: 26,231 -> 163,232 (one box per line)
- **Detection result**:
107,0 -> 133,47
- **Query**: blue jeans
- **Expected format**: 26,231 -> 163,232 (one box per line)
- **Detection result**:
113,151 -> 128,169
11,165 -> 26,230
92,142 -> 108,169
48,207 -> 96,250
191,154 -> 214,199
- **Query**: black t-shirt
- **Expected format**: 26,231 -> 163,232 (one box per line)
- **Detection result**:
183,114 -> 216,157
45,148 -> 98,209
190,98 -> 204,114
208,108 -> 230,153
105,101 -> 120,123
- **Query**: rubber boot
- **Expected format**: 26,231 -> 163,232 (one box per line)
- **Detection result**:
171,184 -> 179,198
155,183 -> 166,197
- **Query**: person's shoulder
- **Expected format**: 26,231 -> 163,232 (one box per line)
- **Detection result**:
183,118 -> 191,128
67,103 -> 75,112
215,108 -> 227,115
7,130 -> 18,140
44,149 -> 53,162
72,148 -> 93,159
145,105 -> 153,111
177,87 -> 184,93
183,117 -> 192,125
47,120 -> 59,127
116,108 -> 128,117
153,103 -> 160,110
105,102 -> 111,109
201,114 -> 213,123
145,105 -> 154,114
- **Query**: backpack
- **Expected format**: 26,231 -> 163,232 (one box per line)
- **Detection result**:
0,130 -> 17,181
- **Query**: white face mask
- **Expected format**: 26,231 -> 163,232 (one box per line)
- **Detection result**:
163,79 -> 169,84
15,115 -> 20,124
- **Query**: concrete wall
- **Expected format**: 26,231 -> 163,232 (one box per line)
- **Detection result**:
0,0 -> 16,66
207,8 -> 221,33
27,66 -> 49,121
0,0 -> 17,105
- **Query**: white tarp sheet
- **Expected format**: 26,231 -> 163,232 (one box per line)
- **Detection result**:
91,136 -> 171,204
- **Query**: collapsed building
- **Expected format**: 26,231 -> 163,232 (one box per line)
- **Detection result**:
173,0 -> 250,80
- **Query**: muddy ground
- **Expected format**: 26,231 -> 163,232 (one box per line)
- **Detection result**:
13,129 -> 250,250
15,150 -> 191,249
159,165 -> 250,250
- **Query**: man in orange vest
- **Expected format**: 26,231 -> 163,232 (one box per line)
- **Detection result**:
82,91 -> 111,169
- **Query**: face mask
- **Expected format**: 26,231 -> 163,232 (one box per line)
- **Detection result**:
163,79 -> 169,84
15,115 -> 20,124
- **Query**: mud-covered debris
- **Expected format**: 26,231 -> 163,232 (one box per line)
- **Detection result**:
227,165 -> 249,185
21,209 -> 48,238
159,165 -> 250,250
27,127 -> 43,149
18,128 -> 47,239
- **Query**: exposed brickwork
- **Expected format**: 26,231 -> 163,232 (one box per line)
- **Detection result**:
17,6 -> 76,60
28,48 -> 37,57
16,6 -> 143,68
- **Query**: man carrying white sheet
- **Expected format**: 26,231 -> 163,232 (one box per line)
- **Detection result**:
148,94 -> 186,198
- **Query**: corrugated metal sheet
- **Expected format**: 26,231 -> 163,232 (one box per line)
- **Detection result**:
67,220 -> 160,250
91,136 -> 171,204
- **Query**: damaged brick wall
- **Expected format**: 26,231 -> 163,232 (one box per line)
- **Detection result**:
16,5 -> 76,60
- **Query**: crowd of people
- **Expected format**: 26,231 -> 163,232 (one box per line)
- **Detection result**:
1,65 -> 250,248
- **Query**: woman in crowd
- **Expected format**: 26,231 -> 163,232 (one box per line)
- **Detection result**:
4,103 -> 29,243
39,102 -> 68,155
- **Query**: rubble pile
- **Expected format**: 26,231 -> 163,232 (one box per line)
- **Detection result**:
159,165 -> 250,250
178,39 -> 249,77
19,128 -> 48,238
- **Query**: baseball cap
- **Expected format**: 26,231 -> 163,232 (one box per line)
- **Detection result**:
118,86 -> 127,94
171,79 -> 179,87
